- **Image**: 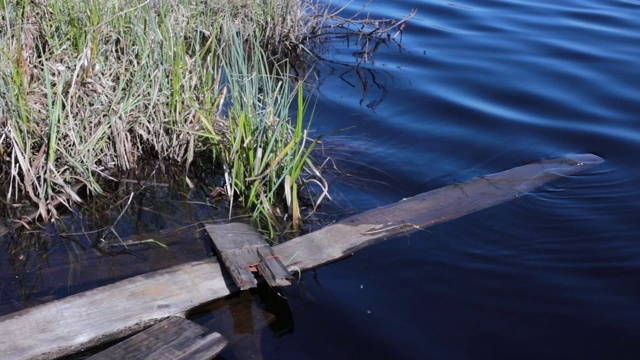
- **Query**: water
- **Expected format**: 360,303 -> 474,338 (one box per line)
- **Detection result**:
226,1 -> 640,359
3,0 -> 640,358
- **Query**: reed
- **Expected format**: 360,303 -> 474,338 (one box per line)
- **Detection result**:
213,21 -> 328,234
0,0 -> 413,234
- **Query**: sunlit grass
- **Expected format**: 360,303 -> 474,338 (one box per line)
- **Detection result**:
212,23 -> 327,233
0,0 -> 412,234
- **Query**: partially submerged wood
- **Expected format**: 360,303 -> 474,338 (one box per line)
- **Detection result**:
0,259 -> 235,360
0,154 -> 603,360
192,290 -> 279,359
206,223 -> 292,289
274,153 -> 605,271
89,316 -> 227,360
0,225 -> 210,316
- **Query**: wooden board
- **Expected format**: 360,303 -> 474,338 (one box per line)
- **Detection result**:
274,153 -> 604,270
256,245 -> 292,287
88,316 -> 227,360
0,259 -> 235,360
0,154 -> 603,360
0,225 -> 210,316
205,223 -> 291,289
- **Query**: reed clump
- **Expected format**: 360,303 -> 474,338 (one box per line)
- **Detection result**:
0,0 -> 413,234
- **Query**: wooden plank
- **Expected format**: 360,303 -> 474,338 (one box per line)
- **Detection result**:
205,223 -> 264,290
0,154 -> 603,360
205,223 -> 291,289
274,153 -> 604,271
89,316 -> 227,360
206,222 -> 268,253
0,259 -> 236,360
256,246 -> 293,287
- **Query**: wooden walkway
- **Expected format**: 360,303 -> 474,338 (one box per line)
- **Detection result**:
0,154 -> 603,359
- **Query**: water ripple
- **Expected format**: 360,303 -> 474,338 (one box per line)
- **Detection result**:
310,1 -> 640,357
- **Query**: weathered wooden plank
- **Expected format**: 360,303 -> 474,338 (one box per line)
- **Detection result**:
256,246 -> 293,287
0,154 -> 603,360
206,223 -> 263,290
274,154 -> 604,271
205,223 -> 291,289
0,259 -> 236,360
88,316 -> 227,360
220,249 -> 258,290
206,222 -> 268,253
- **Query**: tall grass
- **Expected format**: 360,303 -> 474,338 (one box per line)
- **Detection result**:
0,0 -> 320,231
0,0 -> 412,234
214,22 -> 326,233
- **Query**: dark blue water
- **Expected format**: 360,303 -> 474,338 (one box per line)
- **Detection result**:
2,1 -> 639,358
230,1 -> 640,359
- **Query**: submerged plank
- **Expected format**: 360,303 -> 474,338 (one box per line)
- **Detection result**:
0,154 -> 603,359
0,225 -> 210,315
193,291 -> 279,360
89,317 -> 227,360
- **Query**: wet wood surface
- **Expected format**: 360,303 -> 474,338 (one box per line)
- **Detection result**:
0,259 -> 235,360
206,223 -> 291,290
0,226 -> 210,316
0,154 -> 603,359
275,154 -> 604,271
88,316 -> 227,360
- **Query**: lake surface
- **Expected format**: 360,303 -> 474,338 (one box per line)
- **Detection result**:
232,0 -> 639,359
2,0 -> 640,359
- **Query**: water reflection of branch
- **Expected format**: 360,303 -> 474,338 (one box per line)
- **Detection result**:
0,225 -> 87,314
314,57 -> 393,113
306,4 -> 417,62
307,10 -> 415,111
349,66 -> 389,111
296,5 -> 416,110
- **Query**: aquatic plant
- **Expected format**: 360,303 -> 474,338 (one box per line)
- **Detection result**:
0,0 -> 413,234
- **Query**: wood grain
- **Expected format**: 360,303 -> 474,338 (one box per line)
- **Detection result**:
274,154 -> 604,271
0,259 -> 236,360
88,316 -> 227,360
206,223 -> 291,289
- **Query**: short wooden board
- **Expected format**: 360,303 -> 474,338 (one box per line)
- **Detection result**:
256,245 -> 292,287
205,223 -> 291,289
